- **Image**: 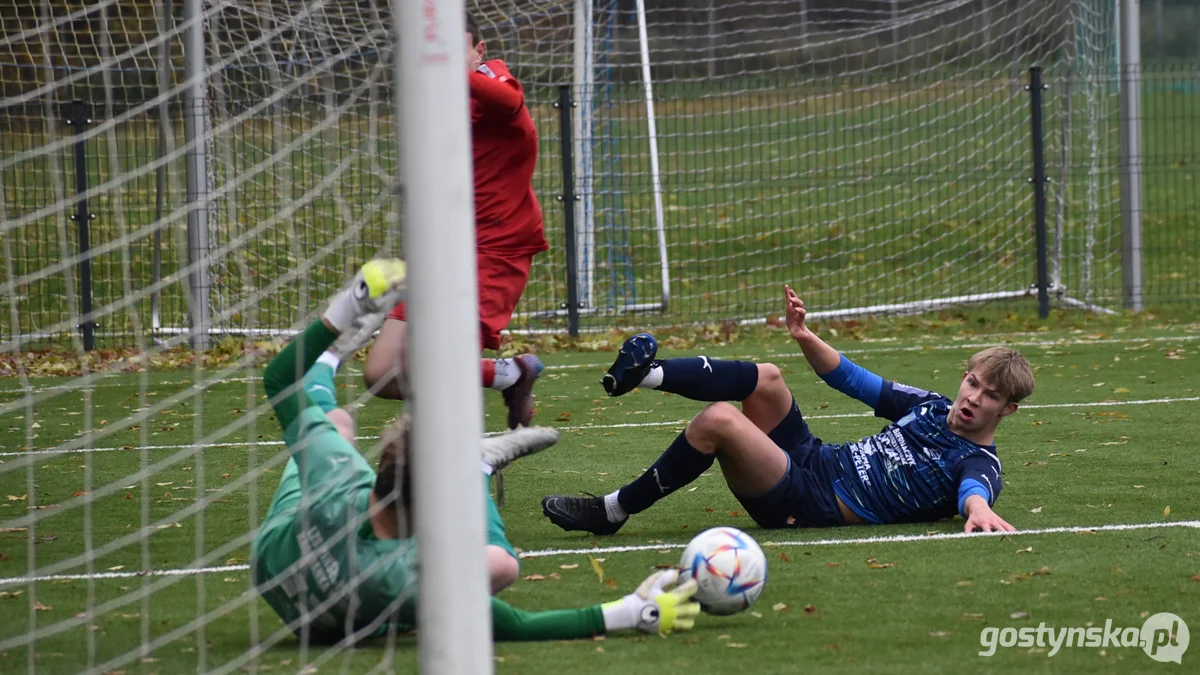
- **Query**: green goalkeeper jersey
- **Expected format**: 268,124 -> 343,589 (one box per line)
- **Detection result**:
253,320 -> 607,643
252,406 -> 607,643
252,407 -> 421,642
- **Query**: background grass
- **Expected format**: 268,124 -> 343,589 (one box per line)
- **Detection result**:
0,315 -> 1198,673
3,66 -> 1198,347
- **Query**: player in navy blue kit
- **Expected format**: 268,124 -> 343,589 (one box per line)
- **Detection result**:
543,285 -> 1035,535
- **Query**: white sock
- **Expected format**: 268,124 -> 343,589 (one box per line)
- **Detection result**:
316,351 -> 342,372
321,290 -> 358,333
489,358 -> 522,391
640,365 -> 664,389
603,490 -> 628,523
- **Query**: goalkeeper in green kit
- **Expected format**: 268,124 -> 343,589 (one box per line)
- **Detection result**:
251,259 -> 702,644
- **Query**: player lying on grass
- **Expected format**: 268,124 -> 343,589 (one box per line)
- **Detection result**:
252,260 -> 701,644
543,284 -> 1034,536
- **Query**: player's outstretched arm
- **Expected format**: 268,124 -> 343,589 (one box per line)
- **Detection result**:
490,570 -> 701,642
785,284 -> 885,408
263,260 -> 407,434
962,494 -> 1015,533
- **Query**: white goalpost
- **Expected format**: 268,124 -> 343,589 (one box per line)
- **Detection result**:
391,0 -> 494,673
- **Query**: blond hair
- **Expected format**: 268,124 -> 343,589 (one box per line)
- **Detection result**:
967,347 -> 1035,403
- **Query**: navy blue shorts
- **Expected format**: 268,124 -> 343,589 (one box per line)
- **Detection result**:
735,399 -> 844,529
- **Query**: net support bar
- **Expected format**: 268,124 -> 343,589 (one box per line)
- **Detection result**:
1117,0 -> 1143,311
572,0 -> 596,311
182,0 -> 212,350
635,0 -> 670,311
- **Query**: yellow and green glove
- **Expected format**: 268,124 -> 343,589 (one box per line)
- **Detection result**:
601,569 -> 702,636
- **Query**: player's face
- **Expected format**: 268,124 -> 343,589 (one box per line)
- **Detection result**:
466,33 -> 485,72
950,369 -> 1018,434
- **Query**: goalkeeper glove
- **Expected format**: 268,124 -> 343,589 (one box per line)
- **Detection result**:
600,569 -> 701,636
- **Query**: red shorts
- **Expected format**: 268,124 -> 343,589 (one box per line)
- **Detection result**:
386,252 -> 534,351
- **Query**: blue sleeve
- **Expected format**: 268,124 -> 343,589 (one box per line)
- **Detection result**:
874,380 -> 949,423
955,453 -> 1003,517
957,479 -> 992,517
819,355 -> 885,409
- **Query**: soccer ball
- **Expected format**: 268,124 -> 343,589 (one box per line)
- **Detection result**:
679,526 -> 767,616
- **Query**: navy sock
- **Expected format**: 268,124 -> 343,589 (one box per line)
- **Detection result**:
657,358 -> 759,402
617,431 -> 714,515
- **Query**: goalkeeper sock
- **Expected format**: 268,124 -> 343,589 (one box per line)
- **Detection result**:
650,358 -> 759,402
482,358 -> 521,391
617,431 -> 714,516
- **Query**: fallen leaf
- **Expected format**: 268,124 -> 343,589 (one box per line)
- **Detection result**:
728,510 -> 744,517
603,578 -> 618,590
1032,567 -> 1052,576
726,643 -> 747,648
72,491 -> 86,497
523,574 -> 546,581
34,602 -> 52,611
107,565 -> 125,571
1030,506 -> 1043,513
559,564 -> 579,570
929,631 -> 951,638
961,613 -> 986,621
1010,611 -> 1029,620
1191,576 -> 1200,583
772,602 -> 790,612
1164,506 -> 1171,517
778,552 -> 791,563
867,562 -> 894,569
803,604 -> 818,615
588,555 -> 605,583
956,581 -> 974,587
824,562 -> 840,568
1113,387 -> 1130,394
1016,546 -> 1033,554
1133,485 -> 1145,489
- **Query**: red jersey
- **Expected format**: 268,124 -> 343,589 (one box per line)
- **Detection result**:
469,60 -> 548,256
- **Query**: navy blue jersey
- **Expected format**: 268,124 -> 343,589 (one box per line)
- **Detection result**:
825,380 -> 1003,525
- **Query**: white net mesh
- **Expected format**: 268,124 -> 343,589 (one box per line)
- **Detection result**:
519,0 -> 1123,331
1,0 -> 1125,671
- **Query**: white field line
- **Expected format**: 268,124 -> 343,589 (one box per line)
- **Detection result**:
1,333 -> 1195,395
3,520 -> 1197,586
2,395 -> 1197,458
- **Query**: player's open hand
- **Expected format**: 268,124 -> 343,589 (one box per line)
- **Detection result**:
784,284 -> 813,342
963,507 -> 1016,533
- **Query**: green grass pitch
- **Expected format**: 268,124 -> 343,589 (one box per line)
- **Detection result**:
1,317 -> 1198,673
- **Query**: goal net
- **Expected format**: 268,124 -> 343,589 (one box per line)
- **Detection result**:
1,0 -> 1123,671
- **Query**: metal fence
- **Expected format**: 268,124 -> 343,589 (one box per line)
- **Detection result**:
1,2 -> 1199,349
